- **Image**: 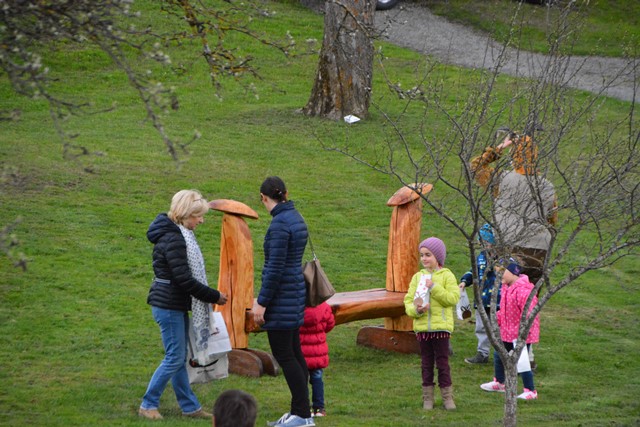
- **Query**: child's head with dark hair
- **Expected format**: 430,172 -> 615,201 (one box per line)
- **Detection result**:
213,389 -> 257,427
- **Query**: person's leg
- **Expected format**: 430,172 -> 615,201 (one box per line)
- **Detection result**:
418,339 -> 435,387
419,338 -> 436,410
520,370 -> 535,391
141,307 -> 200,413
268,330 -> 311,419
433,337 -> 455,410
494,342 -> 511,384
172,311 -> 202,414
432,337 -> 452,388
476,307 -> 490,356
309,369 -> 325,411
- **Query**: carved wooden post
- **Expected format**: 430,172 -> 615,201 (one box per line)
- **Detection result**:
208,199 -> 258,348
209,199 -> 280,378
384,183 -> 432,331
355,183 -> 432,354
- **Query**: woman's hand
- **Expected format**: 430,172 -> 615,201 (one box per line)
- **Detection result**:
424,278 -> 434,289
253,301 -> 266,326
216,292 -> 228,305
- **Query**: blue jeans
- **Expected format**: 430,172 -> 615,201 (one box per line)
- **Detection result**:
494,341 -> 535,391
140,307 -> 202,413
309,369 -> 325,410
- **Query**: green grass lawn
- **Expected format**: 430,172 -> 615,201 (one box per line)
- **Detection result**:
1,1 -> 638,426
424,0 -> 639,57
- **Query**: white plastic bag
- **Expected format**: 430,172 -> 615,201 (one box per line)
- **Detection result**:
188,311 -> 232,366
514,341 -> 532,373
186,353 -> 229,384
456,288 -> 472,320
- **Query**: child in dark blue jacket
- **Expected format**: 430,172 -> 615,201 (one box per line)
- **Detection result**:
459,224 -> 499,364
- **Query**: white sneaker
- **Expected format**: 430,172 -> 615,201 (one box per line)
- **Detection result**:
267,412 -> 291,426
517,388 -> 538,400
275,415 -> 315,427
480,378 -> 506,392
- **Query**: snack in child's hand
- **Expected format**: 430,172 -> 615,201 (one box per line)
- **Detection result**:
413,273 -> 431,310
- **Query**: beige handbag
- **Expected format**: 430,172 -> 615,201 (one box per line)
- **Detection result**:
303,235 -> 335,307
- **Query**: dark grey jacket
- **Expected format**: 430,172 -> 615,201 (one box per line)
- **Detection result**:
146,213 -> 221,311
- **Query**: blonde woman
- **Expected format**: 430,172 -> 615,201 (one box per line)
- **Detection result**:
139,190 -> 227,420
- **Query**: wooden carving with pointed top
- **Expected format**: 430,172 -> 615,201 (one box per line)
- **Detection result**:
384,183 -> 432,331
208,199 -> 258,349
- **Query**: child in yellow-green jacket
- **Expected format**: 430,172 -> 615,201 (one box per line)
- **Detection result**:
404,237 -> 460,411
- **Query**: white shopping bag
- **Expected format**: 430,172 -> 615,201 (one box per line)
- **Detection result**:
186,352 -> 229,384
514,341 -> 532,373
456,288 -> 472,320
189,311 -> 232,366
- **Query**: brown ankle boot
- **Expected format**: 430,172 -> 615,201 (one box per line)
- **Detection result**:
441,386 -> 456,410
422,385 -> 434,410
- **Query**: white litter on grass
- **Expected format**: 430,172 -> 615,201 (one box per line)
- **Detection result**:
343,115 -> 361,124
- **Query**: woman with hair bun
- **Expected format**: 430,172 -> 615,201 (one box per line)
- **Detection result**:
253,177 -> 314,427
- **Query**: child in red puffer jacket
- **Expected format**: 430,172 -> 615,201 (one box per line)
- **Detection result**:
299,302 -> 335,417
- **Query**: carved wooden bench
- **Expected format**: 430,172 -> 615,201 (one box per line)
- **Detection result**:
242,289 -> 419,363
210,184 -> 430,377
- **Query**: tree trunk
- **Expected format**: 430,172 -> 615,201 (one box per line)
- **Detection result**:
302,0 -> 375,120
502,355 -> 518,427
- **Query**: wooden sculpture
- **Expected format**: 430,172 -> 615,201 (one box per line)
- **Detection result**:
355,183 -> 432,354
220,183 -> 433,376
208,199 -> 279,377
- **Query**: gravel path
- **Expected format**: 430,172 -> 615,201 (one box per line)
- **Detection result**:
374,3 -> 637,103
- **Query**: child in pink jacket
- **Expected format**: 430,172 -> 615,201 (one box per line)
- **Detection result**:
299,302 -> 335,417
480,259 -> 540,400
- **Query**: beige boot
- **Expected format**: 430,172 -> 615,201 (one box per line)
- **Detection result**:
422,385 -> 435,410
138,408 -> 163,420
441,386 -> 457,410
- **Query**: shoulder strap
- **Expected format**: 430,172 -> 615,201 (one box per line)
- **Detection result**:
301,212 -> 317,260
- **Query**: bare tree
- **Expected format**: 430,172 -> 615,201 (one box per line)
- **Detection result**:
0,0 -> 294,268
0,0 -> 293,165
325,2 -> 639,425
302,0 -> 376,120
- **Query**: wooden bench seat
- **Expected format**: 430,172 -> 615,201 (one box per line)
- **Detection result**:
244,288 -> 406,332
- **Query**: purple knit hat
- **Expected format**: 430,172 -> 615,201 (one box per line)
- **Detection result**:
419,237 -> 447,266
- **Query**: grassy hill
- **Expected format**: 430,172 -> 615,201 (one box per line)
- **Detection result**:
0,1 -> 638,425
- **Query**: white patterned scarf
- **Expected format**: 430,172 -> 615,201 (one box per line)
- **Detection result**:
178,225 -> 212,355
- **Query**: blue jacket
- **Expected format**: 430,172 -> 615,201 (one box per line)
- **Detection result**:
257,201 -> 308,330
460,251 -> 499,309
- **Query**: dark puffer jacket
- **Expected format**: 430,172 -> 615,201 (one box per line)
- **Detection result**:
146,213 -> 221,311
257,201 -> 308,330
